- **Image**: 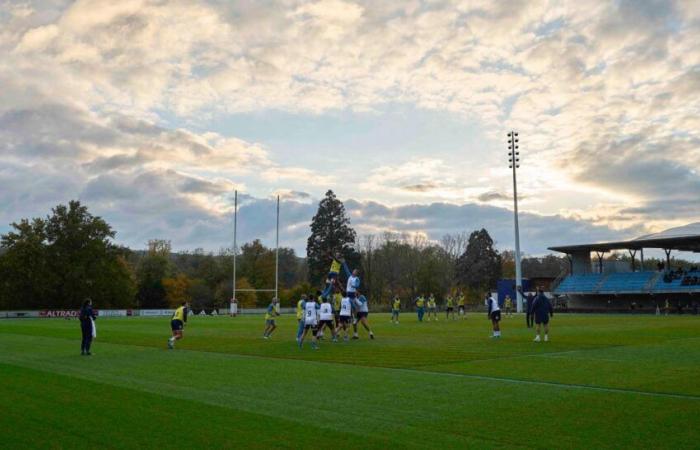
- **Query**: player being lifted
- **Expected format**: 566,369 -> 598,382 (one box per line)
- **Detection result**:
352,290 -> 375,339
335,293 -> 353,341
391,295 -> 401,324
321,252 -> 343,299
445,294 -> 455,320
262,297 -> 280,339
427,293 -> 438,321
299,295 -> 320,349
168,301 -> 188,349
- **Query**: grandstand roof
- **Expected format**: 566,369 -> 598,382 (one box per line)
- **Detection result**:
549,223 -> 700,254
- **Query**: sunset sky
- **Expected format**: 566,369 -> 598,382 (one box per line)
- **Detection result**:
1,0 -> 699,255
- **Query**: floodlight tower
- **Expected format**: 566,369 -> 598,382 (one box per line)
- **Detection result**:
508,131 -> 523,313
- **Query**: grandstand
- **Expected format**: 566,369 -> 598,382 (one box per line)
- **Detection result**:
549,223 -> 700,311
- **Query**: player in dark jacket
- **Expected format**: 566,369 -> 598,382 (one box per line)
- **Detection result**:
532,288 -> 553,342
525,291 -> 535,328
79,298 -> 97,355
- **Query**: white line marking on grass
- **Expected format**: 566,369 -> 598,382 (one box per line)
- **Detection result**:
3,332 -> 700,401
389,367 -> 700,401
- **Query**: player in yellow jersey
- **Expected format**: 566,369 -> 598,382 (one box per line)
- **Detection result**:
457,293 -> 466,319
427,294 -> 438,321
263,298 -> 280,339
445,295 -> 455,320
333,290 -> 343,329
296,294 -> 307,342
391,295 -> 401,324
167,301 -> 188,349
321,252 -> 343,299
504,295 -> 513,317
415,295 -> 426,322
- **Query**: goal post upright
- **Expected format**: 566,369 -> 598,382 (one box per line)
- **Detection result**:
231,190 -> 282,314
275,194 -> 280,302
233,190 -> 238,307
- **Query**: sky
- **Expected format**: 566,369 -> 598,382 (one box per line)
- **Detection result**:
1,0 -> 699,256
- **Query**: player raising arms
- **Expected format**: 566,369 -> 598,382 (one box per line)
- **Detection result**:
321,252 -> 343,299
342,260 -> 361,301
262,297 -> 280,339
352,291 -> 375,340
391,295 -> 401,324
486,293 -> 501,338
317,295 -> 337,342
335,293 -> 353,341
168,301 -> 188,349
445,294 -> 455,320
299,295 -> 320,349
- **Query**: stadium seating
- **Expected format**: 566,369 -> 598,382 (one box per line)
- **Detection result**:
556,271 -> 700,295
598,272 -> 654,293
555,274 -> 603,293
652,270 -> 700,292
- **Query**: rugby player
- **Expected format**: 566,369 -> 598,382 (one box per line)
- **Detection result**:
335,294 -> 353,341
352,291 -> 375,340
299,295 -> 320,349
168,301 -> 188,349
391,295 -> 401,324
486,293 -> 501,338
263,297 -> 280,339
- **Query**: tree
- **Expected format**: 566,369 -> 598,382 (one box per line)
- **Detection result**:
163,273 -> 192,307
135,248 -> 172,308
239,239 -> 275,290
0,201 -> 136,309
456,229 -> 502,294
306,190 -> 359,286
501,250 -> 516,279
188,279 -> 214,311
0,218 -> 53,309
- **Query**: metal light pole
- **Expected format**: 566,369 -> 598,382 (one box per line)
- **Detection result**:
508,131 -> 523,313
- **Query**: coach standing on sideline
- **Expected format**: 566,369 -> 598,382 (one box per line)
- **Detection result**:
532,288 -> 553,342
79,298 -> 97,355
525,290 -> 535,328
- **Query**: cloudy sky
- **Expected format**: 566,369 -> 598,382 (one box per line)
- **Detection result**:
1,0 -> 699,255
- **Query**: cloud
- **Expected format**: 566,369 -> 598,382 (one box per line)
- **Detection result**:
1,0 -> 699,246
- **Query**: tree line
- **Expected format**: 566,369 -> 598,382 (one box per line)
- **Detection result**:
1,193 -> 600,311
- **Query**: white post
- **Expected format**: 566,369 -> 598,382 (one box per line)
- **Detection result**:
233,190 -> 237,307
275,195 -> 280,303
510,131 -> 524,313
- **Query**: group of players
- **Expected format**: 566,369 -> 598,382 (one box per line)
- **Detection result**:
167,252 -> 554,349
294,255 -> 375,349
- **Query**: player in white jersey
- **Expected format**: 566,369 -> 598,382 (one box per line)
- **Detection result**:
342,261 -> 361,301
352,291 -> 375,340
486,293 -> 501,338
317,297 -> 337,342
299,297 -> 321,349
335,294 -> 353,341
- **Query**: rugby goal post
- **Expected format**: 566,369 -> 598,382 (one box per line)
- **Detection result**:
231,190 -> 280,315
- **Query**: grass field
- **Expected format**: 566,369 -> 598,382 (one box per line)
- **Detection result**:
1,313 -> 699,449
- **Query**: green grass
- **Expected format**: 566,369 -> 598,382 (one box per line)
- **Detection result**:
1,313 -> 699,449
